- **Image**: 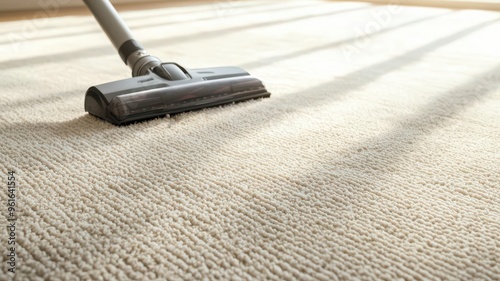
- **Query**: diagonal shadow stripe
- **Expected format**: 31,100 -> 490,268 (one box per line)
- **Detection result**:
0,1 -> 319,45
130,1 -> 327,32
118,0 -> 298,22
0,0 -> 272,27
122,0 -> 282,21
239,10 -> 455,69
263,17 -> 500,111
143,5 -> 370,47
0,4 -> 370,70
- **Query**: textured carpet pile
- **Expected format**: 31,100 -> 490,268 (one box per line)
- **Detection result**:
0,0 -> 499,280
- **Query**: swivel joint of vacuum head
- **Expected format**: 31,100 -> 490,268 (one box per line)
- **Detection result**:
126,49 -> 162,77
119,39 -> 162,77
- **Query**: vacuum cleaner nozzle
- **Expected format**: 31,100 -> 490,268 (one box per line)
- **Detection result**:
85,64 -> 270,125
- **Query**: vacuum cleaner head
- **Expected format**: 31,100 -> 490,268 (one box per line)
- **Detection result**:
82,1 -> 269,125
85,63 -> 270,125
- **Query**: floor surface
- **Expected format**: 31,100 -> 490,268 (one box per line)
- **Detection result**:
0,1 -> 499,280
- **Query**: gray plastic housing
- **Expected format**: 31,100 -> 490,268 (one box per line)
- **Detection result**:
84,65 -> 271,125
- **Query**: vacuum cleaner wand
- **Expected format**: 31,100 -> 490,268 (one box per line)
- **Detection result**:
82,0 -> 270,125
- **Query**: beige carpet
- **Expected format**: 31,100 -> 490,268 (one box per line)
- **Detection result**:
1,0 -> 499,280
